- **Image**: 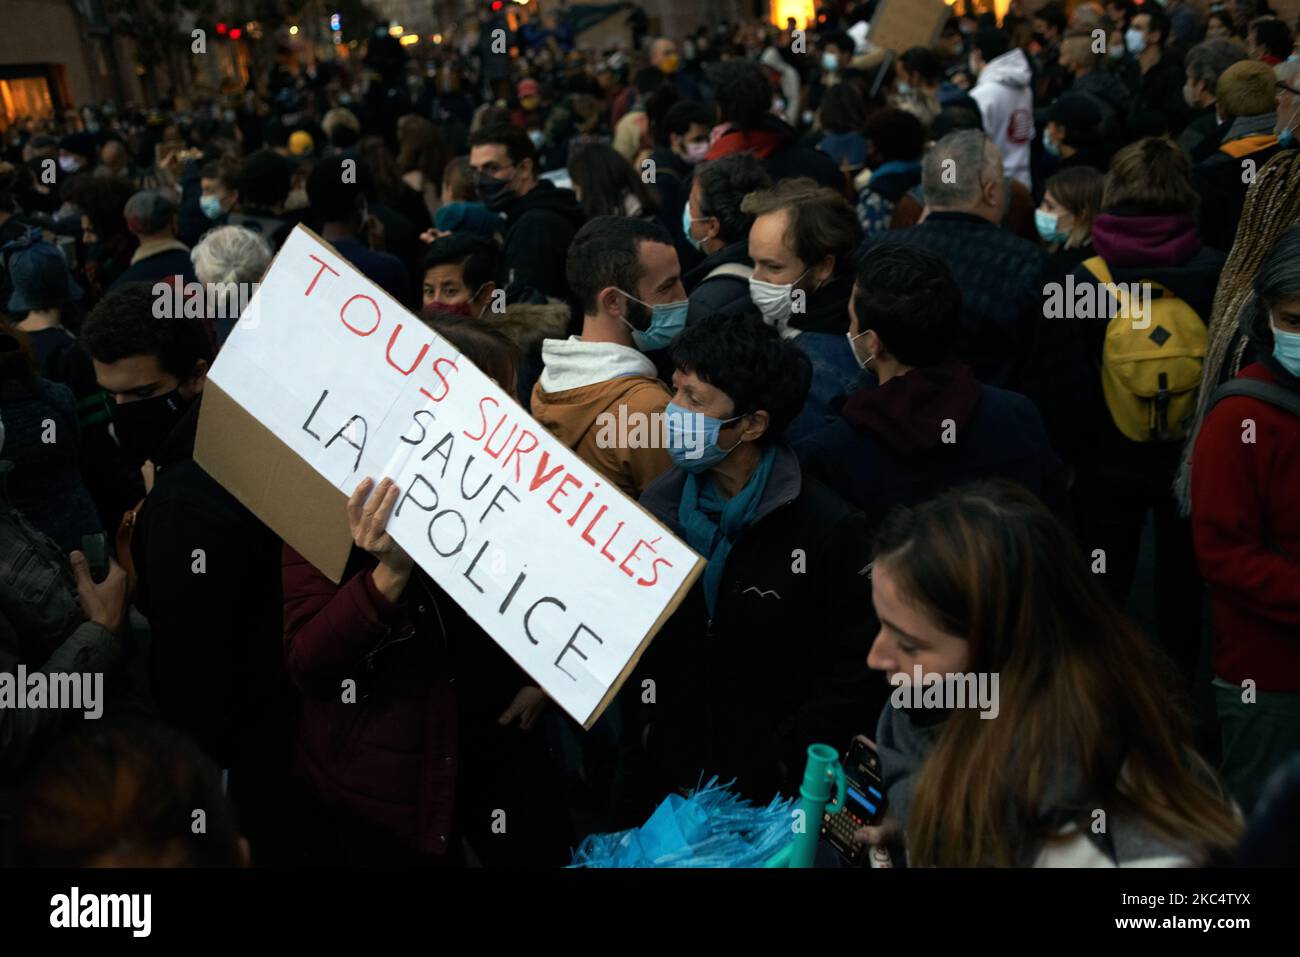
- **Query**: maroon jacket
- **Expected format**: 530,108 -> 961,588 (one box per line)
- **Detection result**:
1191,362 -> 1300,693
282,545 -> 459,855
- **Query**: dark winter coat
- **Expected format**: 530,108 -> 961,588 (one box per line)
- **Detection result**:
632,445 -> 883,801
798,360 -> 1070,531
500,179 -> 586,303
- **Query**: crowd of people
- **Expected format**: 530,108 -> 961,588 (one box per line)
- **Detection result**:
1,0 -> 1299,869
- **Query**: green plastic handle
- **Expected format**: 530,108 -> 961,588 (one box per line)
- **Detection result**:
825,759 -> 847,815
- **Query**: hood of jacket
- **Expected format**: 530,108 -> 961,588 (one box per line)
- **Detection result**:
504,178 -> 585,229
705,113 -> 795,161
532,336 -> 661,448
977,47 -> 1032,90
841,360 -> 982,455
790,273 -> 855,335
1091,209 -> 1202,268
481,298 -> 571,353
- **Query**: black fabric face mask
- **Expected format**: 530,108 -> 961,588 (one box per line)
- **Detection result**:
476,174 -> 516,212
109,389 -> 191,466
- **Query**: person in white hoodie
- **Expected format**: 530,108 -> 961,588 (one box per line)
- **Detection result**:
969,28 -> 1035,189
530,216 -> 682,497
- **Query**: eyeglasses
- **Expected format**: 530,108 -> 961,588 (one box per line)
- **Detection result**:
472,162 -> 515,178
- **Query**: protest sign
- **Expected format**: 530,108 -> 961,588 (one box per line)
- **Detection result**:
867,0 -> 950,54
196,225 -> 704,728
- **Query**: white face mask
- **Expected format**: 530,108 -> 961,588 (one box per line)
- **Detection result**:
846,328 -> 874,370
748,267 -> 809,332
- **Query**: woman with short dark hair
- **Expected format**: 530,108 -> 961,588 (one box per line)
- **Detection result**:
624,311 -> 880,808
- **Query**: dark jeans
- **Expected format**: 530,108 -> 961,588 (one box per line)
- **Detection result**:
1072,447 -> 1204,687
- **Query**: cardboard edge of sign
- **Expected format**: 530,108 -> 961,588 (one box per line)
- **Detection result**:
194,223 -> 706,732
867,0 -> 950,54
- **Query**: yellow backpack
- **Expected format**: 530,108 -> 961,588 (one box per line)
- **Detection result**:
1081,257 -> 1207,443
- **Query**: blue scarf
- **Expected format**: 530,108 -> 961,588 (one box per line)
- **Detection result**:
677,446 -> 777,618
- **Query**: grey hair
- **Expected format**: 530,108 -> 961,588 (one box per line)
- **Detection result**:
191,226 -> 272,316
922,130 -> 1001,210
1246,222 -> 1300,351
1185,38 -> 1249,93
191,225 -> 272,286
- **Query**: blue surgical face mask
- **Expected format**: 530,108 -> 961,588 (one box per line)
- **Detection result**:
1042,127 -> 1061,157
682,204 -> 707,252
664,401 -> 744,473
1272,321 -> 1300,377
897,81 -> 913,96
200,194 -> 225,220
822,52 -> 840,73
617,289 -> 689,352
1279,104 -> 1299,146
1125,28 -> 1146,55
1035,208 -> 1067,244
1108,43 -> 1126,62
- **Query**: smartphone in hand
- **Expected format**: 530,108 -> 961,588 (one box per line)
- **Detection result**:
821,737 -> 888,866
80,532 -> 109,584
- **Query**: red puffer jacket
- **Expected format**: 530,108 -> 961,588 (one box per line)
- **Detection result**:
281,544 -> 459,855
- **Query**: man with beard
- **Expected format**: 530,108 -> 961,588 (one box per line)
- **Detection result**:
468,124 -> 584,303
530,217 -> 677,497
81,284 -> 298,864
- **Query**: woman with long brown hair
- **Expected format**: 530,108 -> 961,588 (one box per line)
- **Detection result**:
862,480 -> 1241,867
396,115 -> 450,222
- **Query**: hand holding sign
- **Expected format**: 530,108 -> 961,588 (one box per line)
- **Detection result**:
197,225 -> 704,728
349,476 -> 413,603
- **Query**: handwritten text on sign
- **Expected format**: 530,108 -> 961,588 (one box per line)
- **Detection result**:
208,227 -> 700,727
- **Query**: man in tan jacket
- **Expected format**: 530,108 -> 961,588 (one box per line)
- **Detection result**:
531,216 -> 684,497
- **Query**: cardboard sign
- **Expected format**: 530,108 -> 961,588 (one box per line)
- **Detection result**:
196,226 -> 704,728
867,0 -> 951,55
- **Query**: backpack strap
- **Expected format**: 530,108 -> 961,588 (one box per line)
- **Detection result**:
1080,255 -> 1114,285
1208,378 -> 1300,419
703,262 -> 753,282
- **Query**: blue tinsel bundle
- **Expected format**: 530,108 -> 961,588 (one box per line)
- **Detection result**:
570,777 -> 797,868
